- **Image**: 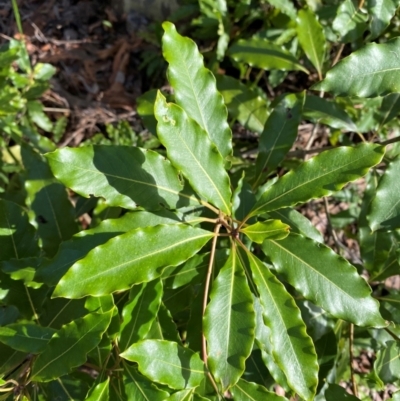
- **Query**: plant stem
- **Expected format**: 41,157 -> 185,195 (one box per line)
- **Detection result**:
349,323 -> 359,398
332,43 -> 345,66
384,326 -> 400,341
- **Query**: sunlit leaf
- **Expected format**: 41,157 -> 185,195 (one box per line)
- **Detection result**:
368,156 -> 400,231
239,249 -> 318,401
332,0 -> 368,43
216,75 -> 269,134
155,92 -> 232,215
162,22 -> 232,158
241,220 -> 290,243
46,145 -> 194,211
248,144 -> 385,218
204,244 -> 255,391
121,340 -> 206,390
368,0 -> 400,39
313,38 -> 400,97
228,38 -> 309,74
85,378 -> 109,401
262,233 -> 387,327
53,225 -> 213,298
297,8 -> 326,78
231,379 -> 288,401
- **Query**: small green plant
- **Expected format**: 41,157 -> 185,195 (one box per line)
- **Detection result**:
2,3 -> 400,401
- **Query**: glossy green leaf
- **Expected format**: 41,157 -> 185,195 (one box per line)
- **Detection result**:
252,296 -> 289,392
0,199 -> 39,261
332,0 -> 368,43
85,378 -> 109,401
368,156 -> 400,231
46,145 -> 192,211
239,249 -> 318,401
145,302 -> 180,343
325,383 -> 361,400
368,0 -> 400,39
54,225 -> 213,298
231,379 -> 287,401
267,208 -> 323,243
163,389 -> 194,401
31,310 -> 113,381
265,0 -> 297,19
254,93 -> 304,187
119,279 -> 163,352
248,144 -> 385,218
262,233 -> 387,327
297,8 -> 326,78
228,38 -> 309,74
155,92 -> 232,215
376,93 -> 400,129
37,209 -> 190,286
241,220 -> 290,243
121,340 -> 206,390
203,244 -> 255,391
123,364 -> 169,401
313,38 -> 400,97
216,75 -> 268,134
162,22 -> 232,159
304,95 -> 357,131
0,323 -> 55,353
374,341 -> 400,383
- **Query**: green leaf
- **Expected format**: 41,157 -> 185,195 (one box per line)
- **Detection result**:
37,209 -> 187,286
265,0 -> 297,20
241,220 -> 290,243
33,63 -> 57,81
121,340 -> 206,390
267,208 -> 323,243
312,38 -> 400,97
367,0 -> 400,39
155,92 -> 232,215
163,389 -> 194,401
85,378 -> 109,401
254,93 -> 304,187
203,244 -> 255,391
239,249 -> 318,401
0,199 -> 39,261
248,144 -> 385,218
368,156 -> 400,231
123,364 -> 170,401
216,75 -> 269,134
332,0 -> 368,43
325,383 -> 361,400
262,233 -> 387,327
53,225 -> 213,298
0,342 -> 26,376
231,379 -> 287,401
304,95 -> 357,131
46,145 -> 192,211
145,302 -> 180,343
162,22 -> 232,159
22,145 -> 79,257
228,38 -> 309,74
27,100 -> 53,132
374,341 -> 400,383
119,279 -> 163,352
137,89 -> 158,136
31,310 -> 113,381
376,93 -> 400,129
297,8 -> 326,78
0,323 -> 55,353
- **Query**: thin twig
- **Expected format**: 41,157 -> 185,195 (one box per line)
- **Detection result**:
332,43 -> 345,66
384,326 -> 400,341
349,324 -> 359,398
